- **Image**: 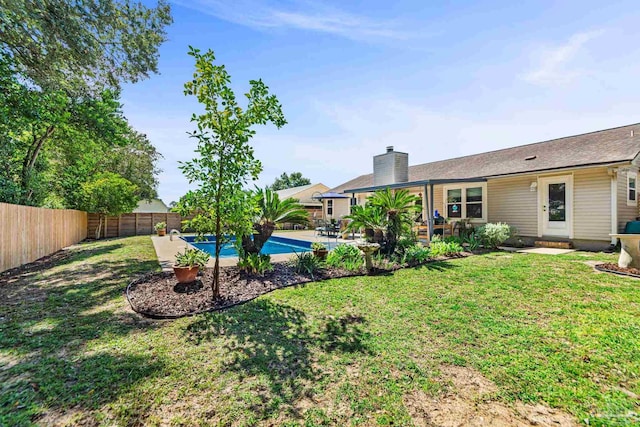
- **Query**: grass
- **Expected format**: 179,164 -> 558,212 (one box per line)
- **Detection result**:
0,236 -> 638,426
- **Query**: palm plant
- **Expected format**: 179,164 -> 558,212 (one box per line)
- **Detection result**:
241,187 -> 309,254
345,204 -> 386,243
368,188 -> 421,254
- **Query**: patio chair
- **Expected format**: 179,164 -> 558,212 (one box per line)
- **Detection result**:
314,219 -> 329,236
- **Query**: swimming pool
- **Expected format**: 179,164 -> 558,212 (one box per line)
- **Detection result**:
181,235 -> 314,258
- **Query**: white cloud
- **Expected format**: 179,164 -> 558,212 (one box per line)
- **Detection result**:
172,0 -> 411,41
523,30 -> 604,86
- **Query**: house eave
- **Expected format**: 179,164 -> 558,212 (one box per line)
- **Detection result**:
343,178 -> 488,194
485,161 -> 633,180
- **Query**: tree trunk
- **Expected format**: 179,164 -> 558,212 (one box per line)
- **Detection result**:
21,125 -> 55,202
213,213 -> 221,300
253,223 -> 274,253
95,215 -> 103,240
241,234 -> 259,255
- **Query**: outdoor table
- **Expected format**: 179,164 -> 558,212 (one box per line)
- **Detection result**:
610,234 -> 640,269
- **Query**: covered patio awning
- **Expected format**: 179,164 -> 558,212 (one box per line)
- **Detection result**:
342,177 -> 487,194
312,191 -> 350,200
343,177 -> 488,240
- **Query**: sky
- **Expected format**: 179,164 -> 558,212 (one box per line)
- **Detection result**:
121,0 -> 640,204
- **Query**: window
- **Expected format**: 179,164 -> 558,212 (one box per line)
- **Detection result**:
628,171 -> 637,206
465,187 -> 483,219
443,184 -> 486,220
327,199 -> 333,216
446,189 -> 462,218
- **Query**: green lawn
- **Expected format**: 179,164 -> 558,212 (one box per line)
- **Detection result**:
0,236 -> 638,426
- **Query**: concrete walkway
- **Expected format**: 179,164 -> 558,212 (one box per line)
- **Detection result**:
499,246 -> 576,255
151,230 -> 357,272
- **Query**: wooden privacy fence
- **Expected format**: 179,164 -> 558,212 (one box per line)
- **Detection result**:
87,212 -> 187,239
0,202 -> 87,273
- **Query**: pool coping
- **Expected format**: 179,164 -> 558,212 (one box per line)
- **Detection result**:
151,230 -> 356,272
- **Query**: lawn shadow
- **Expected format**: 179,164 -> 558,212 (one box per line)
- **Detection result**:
0,238 -> 164,424
414,260 -> 458,272
186,299 -> 371,420
0,243 -> 124,283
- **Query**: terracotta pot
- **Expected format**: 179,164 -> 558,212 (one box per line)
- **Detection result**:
313,249 -> 328,260
173,265 -> 199,283
157,229 -> 166,236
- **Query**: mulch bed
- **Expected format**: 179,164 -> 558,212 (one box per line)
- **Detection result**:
595,263 -> 640,279
126,263 -> 383,319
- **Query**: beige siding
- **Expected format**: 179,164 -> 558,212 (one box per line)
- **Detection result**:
326,198 -> 350,219
487,176 -> 538,236
283,183 -> 330,204
432,185 -> 444,218
482,167 -> 612,240
573,168 -> 611,241
617,166 -> 639,231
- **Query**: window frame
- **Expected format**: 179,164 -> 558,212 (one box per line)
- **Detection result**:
628,171 -> 638,206
327,199 -> 333,216
441,183 -> 487,222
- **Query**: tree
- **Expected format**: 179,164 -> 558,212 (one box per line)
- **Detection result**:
269,171 -> 311,191
49,126 -> 162,209
368,188 -> 420,254
176,47 -> 286,300
99,129 -> 162,201
79,172 -> 138,239
0,53 -> 162,207
0,0 -> 171,205
0,0 -> 172,95
241,188 -> 309,255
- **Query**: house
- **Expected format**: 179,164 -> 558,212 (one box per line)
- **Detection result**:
132,198 -> 170,213
274,183 -> 330,223
328,123 -> 640,250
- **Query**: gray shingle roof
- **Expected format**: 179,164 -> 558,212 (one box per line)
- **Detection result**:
332,123 -> 640,193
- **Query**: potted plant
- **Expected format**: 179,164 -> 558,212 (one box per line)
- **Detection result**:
311,242 -> 328,260
154,221 -> 167,236
173,248 -> 210,283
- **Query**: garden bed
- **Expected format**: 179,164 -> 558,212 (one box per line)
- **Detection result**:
127,263 -> 380,318
595,262 -> 640,278
126,255 -> 469,318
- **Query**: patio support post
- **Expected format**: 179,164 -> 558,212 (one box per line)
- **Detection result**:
424,183 -> 434,241
428,183 -> 435,240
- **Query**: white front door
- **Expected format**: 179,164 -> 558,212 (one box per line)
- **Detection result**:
539,175 -> 572,237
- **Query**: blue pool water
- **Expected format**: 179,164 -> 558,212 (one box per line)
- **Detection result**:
181,235 -> 313,258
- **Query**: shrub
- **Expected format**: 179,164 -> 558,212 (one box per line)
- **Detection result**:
402,243 -> 431,265
326,244 -> 363,270
311,242 -> 327,251
463,232 -> 481,251
372,252 -> 396,270
237,253 -> 273,275
291,252 -> 324,278
443,236 -> 463,245
395,236 -> 417,256
477,222 -> 512,249
154,221 -> 166,231
429,237 -> 464,257
175,248 -> 210,268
